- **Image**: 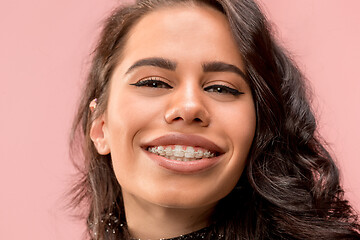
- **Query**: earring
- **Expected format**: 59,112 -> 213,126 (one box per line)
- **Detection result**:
89,98 -> 97,112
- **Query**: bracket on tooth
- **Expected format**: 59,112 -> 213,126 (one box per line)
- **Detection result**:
148,146 -> 215,159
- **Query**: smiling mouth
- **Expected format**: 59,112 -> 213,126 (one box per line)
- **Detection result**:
146,145 -> 218,162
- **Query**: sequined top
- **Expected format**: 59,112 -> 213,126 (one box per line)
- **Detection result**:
130,226 -> 224,240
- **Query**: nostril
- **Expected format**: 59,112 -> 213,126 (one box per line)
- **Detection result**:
164,108 -> 209,126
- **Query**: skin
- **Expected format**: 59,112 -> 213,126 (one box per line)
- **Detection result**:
90,4 -> 256,239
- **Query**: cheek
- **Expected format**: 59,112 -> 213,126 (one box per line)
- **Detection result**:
105,92 -> 166,186
232,112 -> 256,160
106,92 -> 163,143
215,99 -> 256,146
216,100 -> 256,168
204,101 -> 255,198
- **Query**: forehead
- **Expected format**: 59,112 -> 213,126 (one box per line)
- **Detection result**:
119,4 -> 244,69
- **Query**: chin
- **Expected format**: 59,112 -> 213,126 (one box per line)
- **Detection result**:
144,185 -> 231,209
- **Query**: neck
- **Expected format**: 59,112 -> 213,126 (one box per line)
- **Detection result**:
123,192 -> 215,240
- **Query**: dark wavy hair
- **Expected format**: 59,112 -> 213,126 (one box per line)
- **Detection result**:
69,0 -> 360,239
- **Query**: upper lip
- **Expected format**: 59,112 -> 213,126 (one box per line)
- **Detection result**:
141,133 -> 225,154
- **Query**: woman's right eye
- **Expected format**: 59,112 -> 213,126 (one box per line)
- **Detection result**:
130,78 -> 173,89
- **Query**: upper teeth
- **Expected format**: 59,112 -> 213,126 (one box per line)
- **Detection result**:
147,145 -> 215,160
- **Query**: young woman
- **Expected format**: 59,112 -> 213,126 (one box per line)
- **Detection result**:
69,0 -> 360,239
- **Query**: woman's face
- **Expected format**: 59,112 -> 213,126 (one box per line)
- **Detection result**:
93,5 -> 256,208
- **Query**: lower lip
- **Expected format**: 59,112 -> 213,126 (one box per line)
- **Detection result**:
143,149 -> 223,174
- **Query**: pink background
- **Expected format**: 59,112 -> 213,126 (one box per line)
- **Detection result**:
1,0 -> 359,239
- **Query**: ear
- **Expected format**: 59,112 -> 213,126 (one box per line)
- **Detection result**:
90,115 -> 110,155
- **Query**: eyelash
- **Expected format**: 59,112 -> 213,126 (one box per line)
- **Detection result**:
130,78 -> 173,89
204,84 -> 243,96
130,78 -> 243,96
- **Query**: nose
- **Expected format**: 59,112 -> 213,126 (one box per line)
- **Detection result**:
164,84 -> 210,127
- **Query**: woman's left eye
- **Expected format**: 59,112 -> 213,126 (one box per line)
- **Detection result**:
204,84 -> 243,96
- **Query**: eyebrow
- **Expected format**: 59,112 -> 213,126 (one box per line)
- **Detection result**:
125,57 -> 247,80
202,61 -> 247,80
125,57 -> 177,74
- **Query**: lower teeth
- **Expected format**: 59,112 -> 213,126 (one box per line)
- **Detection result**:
170,156 -> 197,161
148,151 -> 208,161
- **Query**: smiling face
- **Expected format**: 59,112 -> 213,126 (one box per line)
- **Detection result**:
90,4 -> 256,209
